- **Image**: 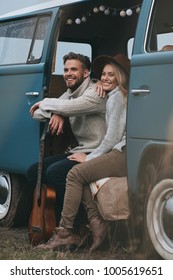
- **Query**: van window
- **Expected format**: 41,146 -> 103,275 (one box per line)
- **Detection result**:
0,16 -> 50,65
146,0 -> 173,52
127,38 -> 134,59
53,42 -> 92,75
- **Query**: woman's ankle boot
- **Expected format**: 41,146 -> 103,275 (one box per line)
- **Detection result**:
89,216 -> 109,252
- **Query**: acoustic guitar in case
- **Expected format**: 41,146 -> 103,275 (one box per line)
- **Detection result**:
28,121 -> 56,245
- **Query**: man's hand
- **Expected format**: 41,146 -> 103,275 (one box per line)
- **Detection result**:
68,153 -> 87,163
49,114 -> 64,135
30,101 -> 41,116
96,81 -> 106,98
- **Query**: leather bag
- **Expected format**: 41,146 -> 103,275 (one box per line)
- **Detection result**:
92,177 -> 130,221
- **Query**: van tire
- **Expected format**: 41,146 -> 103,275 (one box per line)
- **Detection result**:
146,179 -> 173,260
137,162 -> 162,259
144,166 -> 173,259
0,172 -> 32,227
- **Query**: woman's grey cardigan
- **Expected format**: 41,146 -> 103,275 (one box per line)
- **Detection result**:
86,86 -> 126,160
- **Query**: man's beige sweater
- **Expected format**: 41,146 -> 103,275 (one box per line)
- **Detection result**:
33,77 -> 106,153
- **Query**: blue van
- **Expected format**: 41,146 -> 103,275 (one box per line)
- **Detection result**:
0,0 -> 173,259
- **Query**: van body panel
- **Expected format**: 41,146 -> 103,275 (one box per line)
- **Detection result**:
0,67 -> 42,173
128,53 -> 173,140
127,138 -> 169,192
0,7 -> 60,174
126,0 -> 173,259
127,0 -> 173,194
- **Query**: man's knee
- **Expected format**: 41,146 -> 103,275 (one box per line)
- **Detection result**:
46,164 -> 68,187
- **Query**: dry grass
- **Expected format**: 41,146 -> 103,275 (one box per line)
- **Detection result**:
0,226 -> 134,260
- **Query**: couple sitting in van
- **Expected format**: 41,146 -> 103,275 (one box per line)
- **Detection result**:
27,51 -> 130,252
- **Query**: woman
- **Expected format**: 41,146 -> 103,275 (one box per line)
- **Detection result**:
39,53 -> 130,252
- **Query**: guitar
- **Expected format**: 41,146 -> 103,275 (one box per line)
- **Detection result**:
28,121 -> 56,245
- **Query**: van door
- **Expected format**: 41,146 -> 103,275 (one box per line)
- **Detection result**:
127,0 -> 173,259
0,7 -> 59,174
127,0 -> 173,190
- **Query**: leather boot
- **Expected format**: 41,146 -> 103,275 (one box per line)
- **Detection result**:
89,216 -> 109,252
37,227 -> 81,250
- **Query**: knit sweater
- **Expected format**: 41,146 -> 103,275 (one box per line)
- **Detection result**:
33,77 -> 107,153
86,86 -> 126,161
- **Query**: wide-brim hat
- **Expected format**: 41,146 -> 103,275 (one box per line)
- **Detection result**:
92,53 -> 130,78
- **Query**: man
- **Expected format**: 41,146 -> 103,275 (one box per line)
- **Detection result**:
27,52 -> 106,223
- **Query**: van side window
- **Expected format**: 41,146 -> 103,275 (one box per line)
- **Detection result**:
0,16 -> 50,65
146,0 -> 173,52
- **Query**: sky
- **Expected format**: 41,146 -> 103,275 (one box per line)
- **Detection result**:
0,0 -> 52,15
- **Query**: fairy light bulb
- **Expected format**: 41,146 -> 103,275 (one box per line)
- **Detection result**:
99,5 -> 105,12
81,16 -> 87,23
136,7 -> 140,14
104,8 -> 110,15
93,7 -> 99,13
75,18 -> 81,24
126,9 -> 133,16
67,18 -> 73,25
120,10 -> 126,17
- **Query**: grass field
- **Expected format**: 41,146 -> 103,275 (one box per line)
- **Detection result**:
0,225 -> 134,260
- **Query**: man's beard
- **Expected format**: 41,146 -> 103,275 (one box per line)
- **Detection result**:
65,77 -> 84,91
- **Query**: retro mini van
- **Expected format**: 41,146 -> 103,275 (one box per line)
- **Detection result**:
0,0 -> 173,259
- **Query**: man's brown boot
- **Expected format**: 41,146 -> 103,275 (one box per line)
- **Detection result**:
37,227 -> 81,250
89,216 -> 109,252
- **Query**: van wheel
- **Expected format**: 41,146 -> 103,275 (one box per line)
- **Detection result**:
146,179 -> 173,259
0,172 -> 21,227
137,163 -> 161,259
0,172 -> 32,227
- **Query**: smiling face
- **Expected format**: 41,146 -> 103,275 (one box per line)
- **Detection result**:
63,59 -> 89,91
101,64 -> 118,93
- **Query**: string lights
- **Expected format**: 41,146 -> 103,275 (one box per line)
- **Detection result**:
66,4 -> 141,25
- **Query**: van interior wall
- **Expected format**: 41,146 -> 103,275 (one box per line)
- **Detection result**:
49,75 -> 66,98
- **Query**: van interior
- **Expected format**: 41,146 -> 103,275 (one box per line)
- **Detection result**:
46,0 -> 143,154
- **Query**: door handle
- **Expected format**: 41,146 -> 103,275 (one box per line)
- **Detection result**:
131,89 -> 150,96
25,92 -> 39,96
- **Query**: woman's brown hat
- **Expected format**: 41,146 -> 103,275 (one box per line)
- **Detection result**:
92,53 -> 130,78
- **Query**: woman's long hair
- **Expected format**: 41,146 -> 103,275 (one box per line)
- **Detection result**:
105,62 -> 129,99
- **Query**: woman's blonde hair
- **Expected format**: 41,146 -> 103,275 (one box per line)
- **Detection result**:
104,62 -> 129,99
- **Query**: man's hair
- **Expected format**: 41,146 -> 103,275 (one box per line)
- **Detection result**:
63,52 -> 91,71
